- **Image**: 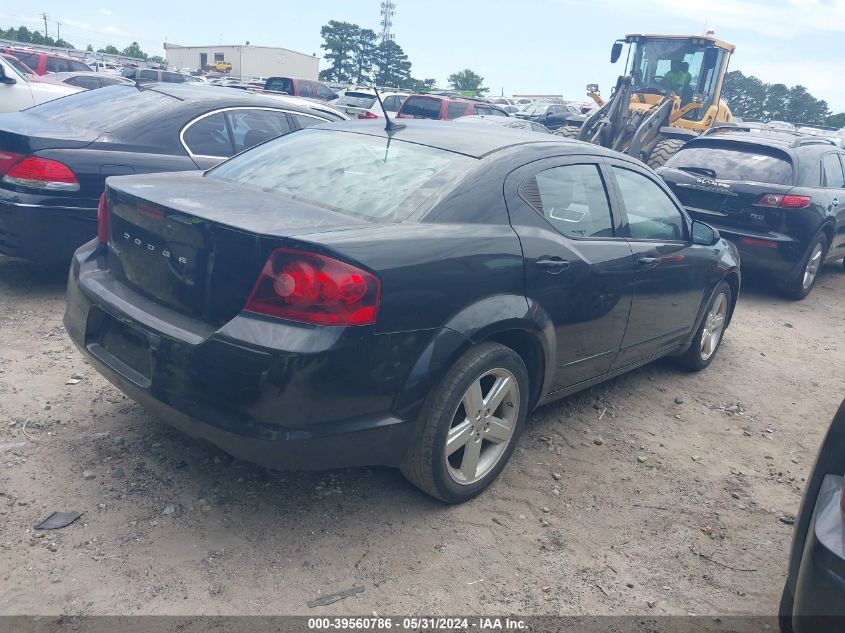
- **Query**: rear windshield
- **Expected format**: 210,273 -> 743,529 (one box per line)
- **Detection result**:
401,97 -> 442,119
208,129 -> 474,222
27,86 -> 180,132
336,92 -> 377,109
664,143 -> 794,185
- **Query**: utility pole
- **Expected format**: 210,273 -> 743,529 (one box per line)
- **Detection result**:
56,22 -> 61,42
41,12 -> 48,38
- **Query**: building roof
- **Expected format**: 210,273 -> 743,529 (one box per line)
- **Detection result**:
164,43 -> 316,58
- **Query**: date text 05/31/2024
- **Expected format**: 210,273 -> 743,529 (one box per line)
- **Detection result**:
307,617 -> 528,630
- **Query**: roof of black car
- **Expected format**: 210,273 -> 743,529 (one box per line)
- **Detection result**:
691,128 -> 838,152
113,82 -> 304,108
313,118 -> 607,159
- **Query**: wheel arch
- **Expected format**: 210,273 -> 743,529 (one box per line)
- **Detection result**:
722,269 -> 740,325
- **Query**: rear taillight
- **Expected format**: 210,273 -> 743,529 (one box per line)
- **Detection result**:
97,191 -> 110,244
245,249 -> 381,326
755,194 -> 812,209
358,111 -> 379,119
2,156 -> 80,192
0,151 -> 25,177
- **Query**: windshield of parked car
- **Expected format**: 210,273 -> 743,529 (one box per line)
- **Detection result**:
208,129 -> 474,222
664,142 -> 794,185
26,86 -> 180,132
335,92 -> 378,109
3,55 -> 33,77
523,104 -> 549,115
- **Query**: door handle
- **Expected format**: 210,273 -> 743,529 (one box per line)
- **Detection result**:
536,257 -> 570,274
638,257 -> 661,268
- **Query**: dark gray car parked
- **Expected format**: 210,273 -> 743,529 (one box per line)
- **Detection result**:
780,398 -> 845,633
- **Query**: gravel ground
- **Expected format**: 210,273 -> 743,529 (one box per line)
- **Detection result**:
0,255 -> 843,616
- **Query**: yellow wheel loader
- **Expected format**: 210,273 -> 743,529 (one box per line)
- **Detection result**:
556,33 -> 735,167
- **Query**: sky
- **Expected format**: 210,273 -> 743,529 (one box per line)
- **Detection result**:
2,0 -> 845,111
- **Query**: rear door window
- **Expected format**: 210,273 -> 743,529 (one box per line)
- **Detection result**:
520,164 -> 615,239
45,57 -> 68,73
446,101 -> 469,120
664,143 -> 794,185
66,75 -> 101,90
315,83 -> 335,100
183,112 -> 235,158
161,71 -> 185,83
292,113 -> 329,128
401,97 -> 442,119
265,77 -> 293,94
822,153 -> 845,188
382,95 -> 403,112
225,109 -> 292,153
613,167 -> 686,241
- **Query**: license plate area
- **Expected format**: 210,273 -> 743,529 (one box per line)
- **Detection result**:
86,309 -> 152,388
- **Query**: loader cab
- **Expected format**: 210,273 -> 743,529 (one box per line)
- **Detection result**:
615,34 -> 734,125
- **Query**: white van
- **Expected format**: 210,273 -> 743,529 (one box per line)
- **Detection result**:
0,55 -> 80,113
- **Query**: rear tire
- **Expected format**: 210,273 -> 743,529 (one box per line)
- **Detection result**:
401,342 -> 529,504
778,582 -> 795,633
554,125 -> 581,139
677,281 -> 731,372
780,233 -> 827,300
646,137 -> 685,168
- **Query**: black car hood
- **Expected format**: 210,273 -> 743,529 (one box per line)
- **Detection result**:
106,171 -> 368,237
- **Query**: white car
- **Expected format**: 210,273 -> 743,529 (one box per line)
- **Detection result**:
330,89 -> 407,119
0,55 -> 80,113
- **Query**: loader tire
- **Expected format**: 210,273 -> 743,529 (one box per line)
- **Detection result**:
554,125 -> 581,139
646,137 -> 685,168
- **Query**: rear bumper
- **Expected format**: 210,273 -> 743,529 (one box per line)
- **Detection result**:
789,475 -> 845,632
697,222 -> 806,276
0,188 -> 97,263
63,244 -> 443,470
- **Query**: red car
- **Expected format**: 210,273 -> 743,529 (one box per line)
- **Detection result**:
1,48 -> 91,75
396,94 -> 509,120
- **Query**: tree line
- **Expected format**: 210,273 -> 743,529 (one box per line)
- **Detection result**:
1,24 -> 165,64
722,70 -> 844,128
318,20 -> 489,95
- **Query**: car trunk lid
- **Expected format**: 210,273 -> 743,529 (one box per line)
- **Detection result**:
104,171 -> 368,325
0,111 -> 101,154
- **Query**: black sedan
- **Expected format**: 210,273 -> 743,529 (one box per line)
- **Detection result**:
64,120 -> 740,503
516,103 -> 580,130
658,127 -> 845,299
0,83 -> 346,265
780,399 -> 845,632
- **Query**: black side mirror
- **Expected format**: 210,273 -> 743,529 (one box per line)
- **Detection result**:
610,42 -> 624,64
0,65 -> 16,85
691,219 -> 720,246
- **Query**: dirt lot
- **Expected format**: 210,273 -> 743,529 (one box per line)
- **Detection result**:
0,255 -> 843,617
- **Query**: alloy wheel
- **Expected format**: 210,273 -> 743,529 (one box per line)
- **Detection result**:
802,242 -> 824,291
445,368 -> 520,485
700,292 -> 728,361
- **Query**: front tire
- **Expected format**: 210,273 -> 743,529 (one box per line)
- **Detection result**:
781,234 -> 827,300
647,137 -> 685,168
401,342 -> 529,504
677,281 -> 731,372
554,125 -> 580,139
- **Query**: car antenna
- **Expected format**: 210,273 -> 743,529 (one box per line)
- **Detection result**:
373,87 -> 405,134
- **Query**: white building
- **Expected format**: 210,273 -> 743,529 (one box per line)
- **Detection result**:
164,43 -> 320,80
